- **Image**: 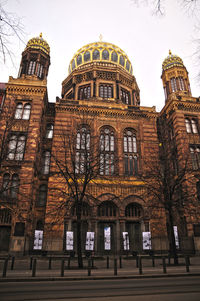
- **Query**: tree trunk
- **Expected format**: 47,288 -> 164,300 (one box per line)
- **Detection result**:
76,206 -> 83,268
167,208 -> 179,265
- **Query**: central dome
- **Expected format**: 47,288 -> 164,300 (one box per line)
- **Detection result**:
68,41 -> 133,75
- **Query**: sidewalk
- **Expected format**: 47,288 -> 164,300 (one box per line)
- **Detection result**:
1,255 -> 200,282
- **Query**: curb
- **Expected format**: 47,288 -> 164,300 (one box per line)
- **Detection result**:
1,272 -> 200,282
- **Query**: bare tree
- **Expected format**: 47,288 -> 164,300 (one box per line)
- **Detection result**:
0,1 -> 25,64
46,112 -> 114,267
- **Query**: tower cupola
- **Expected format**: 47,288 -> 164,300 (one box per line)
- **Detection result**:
161,50 -> 191,103
18,33 -> 50,80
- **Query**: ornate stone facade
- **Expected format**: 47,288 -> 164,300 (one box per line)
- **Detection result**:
0,36 -> 200,255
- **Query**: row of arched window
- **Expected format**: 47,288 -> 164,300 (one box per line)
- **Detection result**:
71,201 -> 143,218
76,126 -> 138,176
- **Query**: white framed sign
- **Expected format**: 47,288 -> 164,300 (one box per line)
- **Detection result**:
122,232 -> 130,250
85,232 -> 95,251
104,226 -> 111,250
142,232 -> 152,250
33,230 -> 43,250
66,231 -> 74,250
173,226 -> 179,249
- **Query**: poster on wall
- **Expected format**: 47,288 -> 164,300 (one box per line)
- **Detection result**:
66,231 -> 74,250
33,230 -> 43,250
85,232 -> 95,251
142,232 -> 152,250
173,226 -> 179,249
122,232 -> 130,250
104,226 -> 111,250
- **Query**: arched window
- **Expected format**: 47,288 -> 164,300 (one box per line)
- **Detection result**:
170,77 -> 177,92
71,202 -> 90,217
84,51 -> 91,62
28,61 -> 36,75
102,49 -> 109,60
120,88 -> 131,105
10,174 -> 19,198
190,146 -> 200,170
111,51 -> 118,62
78,85 -> 91,100
125,203 -> 143,217
185,118 -> 198,134
92,49 -> 100,60
75,127 -> 90,174
119,55 -> 125,67
15,103 -> 23,119
99,84 -> 113,98
178,76 -> 185,90
123,129 -> 138,176
22,104 -> 31,120
126,61 -> 130,71
36,63 -> 43,78
2,173 -> 10,197
37,185 -> 47,206
77,55 -> 82,66
42,151 -> 51,175
100,127 -> 115,176
46,124 -> 54,139
7,134 -> 26,161
98,201 -> 117,217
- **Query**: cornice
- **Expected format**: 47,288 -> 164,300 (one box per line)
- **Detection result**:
55,102 -> 158,120
6,76 -> 47,96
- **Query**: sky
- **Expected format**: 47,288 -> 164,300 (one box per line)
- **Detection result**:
1,0 -> 200,112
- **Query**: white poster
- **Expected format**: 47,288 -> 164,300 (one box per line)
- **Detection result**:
85,232 -> 95,251
123,232 -> 130,250
142,232 -> 152,250
104,226 -> 111,250
173,226 -> 179,249
33,230 -> 43,250
66,231 -> 74,250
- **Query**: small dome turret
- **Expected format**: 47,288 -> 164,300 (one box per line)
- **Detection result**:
25,33 -> 50,55
162,50 -> 184,71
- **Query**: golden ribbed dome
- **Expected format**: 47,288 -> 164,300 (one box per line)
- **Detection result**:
68,41 -> 133,74
25,33 -> 50,55
162,50 -> 184,71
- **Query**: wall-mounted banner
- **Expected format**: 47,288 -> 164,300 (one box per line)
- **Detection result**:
173,226 -> 179,249
33,230 -> 43,250
85,232 -> 95,251
66,231 -> 74,250
104,226 -> 111,250
142,232 -> 152,250
122,232 -> 130,250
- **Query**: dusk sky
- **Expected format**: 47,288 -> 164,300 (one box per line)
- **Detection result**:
1,0 -> 200,111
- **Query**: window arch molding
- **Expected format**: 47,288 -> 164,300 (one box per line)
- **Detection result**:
125,202 -> 143,218
97,201 -> 118,217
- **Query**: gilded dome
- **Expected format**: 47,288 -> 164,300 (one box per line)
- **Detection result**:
68,41 -> 133,74
162,50 -> 184,71
25,33 -> 50,55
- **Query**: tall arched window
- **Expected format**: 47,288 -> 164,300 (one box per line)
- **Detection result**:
15,103 -> 23,119
10,174 -> 19,198
2,173 -> 10,197
190,146 -> 200,170
123,129 -> 138,176
22,104 -> 31,120
100,127 -> 115,175
42,151 -> 51,175
37,185 -> 47,206
170,77 -> 177,92
46,124 -> 54,139
28,61 -> 36,75
178,76 -> 185,90
75,127 -> 90,174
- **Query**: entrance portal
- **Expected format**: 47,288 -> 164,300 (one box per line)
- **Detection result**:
126,222 -> 142,252
0,226 -> 11,251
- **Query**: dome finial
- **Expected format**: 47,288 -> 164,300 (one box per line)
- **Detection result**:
169,49 -> 172,55
99,34 -> 103,42
40,33 -> 43,38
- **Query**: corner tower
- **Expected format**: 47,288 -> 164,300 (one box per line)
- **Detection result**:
18,33 -> 50,80
161,51 -> 191,103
